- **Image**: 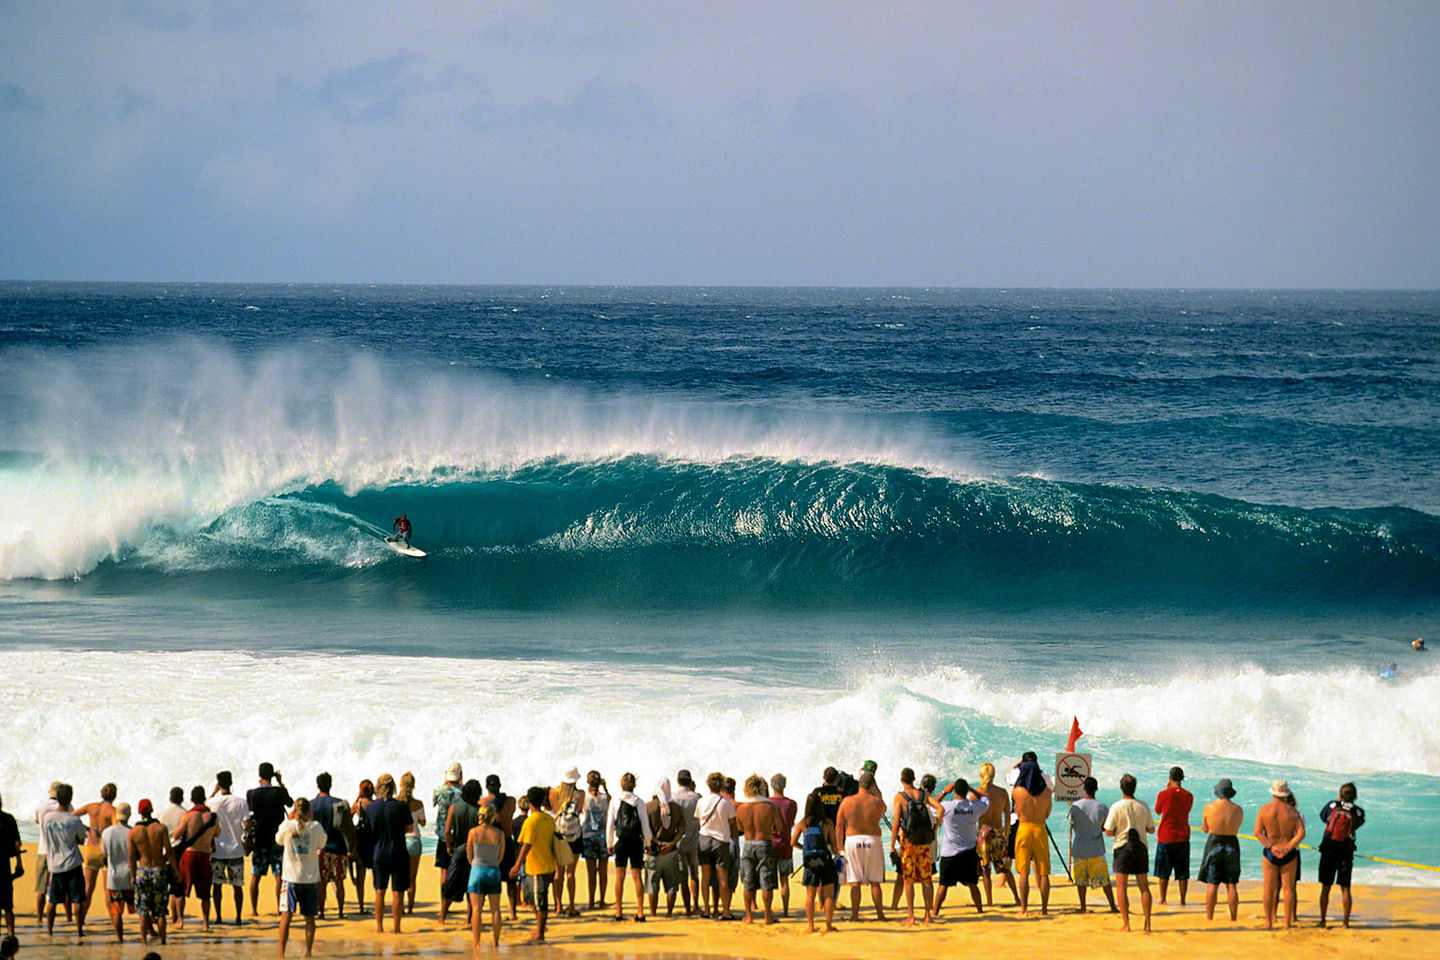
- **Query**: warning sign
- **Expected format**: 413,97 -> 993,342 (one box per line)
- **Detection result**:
1054,752 -> 1092,803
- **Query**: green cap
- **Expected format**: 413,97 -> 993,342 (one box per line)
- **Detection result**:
861,759 -> 878,773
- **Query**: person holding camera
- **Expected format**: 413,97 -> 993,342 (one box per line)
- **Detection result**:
245,763 -> 292,919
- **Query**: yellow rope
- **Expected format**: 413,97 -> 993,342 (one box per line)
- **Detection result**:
1236,832 -> 1440,873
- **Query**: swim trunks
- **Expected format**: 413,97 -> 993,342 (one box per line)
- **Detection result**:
1154,840 -> 1191,880
372,855 -> 411,893
843,834 -> 885,885
1071,855 -> 1110,889
977,823 -> 1010,872
939,848 -> 980,887
1013,822 -> 1050,877
251,842 -> 283,877
136,866 -> 169,919
319,851 -> 346,884
582,834 -> 607,861
179,849 -> 212,894
283,880 -> 319,917
211,856 -> 244,886
646,849 -> 684,895
738,839 -> 777,892
1318,838 -> 1354,889
1197,835 -> 1241,886
900,839 -> 932,883
47,867 -> 85,905
1113,834 -> 1149,876
524,871 -> 552,911
1263,846 -> 1298,868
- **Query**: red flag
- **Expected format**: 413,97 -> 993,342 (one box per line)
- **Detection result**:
1065,716 -> 1083,753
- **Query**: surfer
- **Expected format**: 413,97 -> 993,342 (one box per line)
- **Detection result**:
391,513 -> 412,548
1414,638 -> 1426,652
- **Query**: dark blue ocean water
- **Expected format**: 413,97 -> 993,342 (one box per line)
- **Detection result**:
1,284 -> 1437,884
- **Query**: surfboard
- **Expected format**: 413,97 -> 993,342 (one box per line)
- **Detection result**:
385,537 -> 427,558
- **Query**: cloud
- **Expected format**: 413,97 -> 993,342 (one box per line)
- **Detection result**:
280,51 -> 425,123
0,83 -> 41,114
466,79 -> 667,139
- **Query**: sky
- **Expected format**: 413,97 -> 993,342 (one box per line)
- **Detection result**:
1,1 -> 1438,287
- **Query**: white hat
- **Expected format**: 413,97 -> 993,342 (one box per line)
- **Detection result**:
1269,779 -> 1292,799
446,762 -> 463,782
562,767 -> 580,784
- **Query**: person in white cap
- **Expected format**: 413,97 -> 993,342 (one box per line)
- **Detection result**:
432,763 -> 464,886
550,768 -> 584,917
1254,779 -> 1305,930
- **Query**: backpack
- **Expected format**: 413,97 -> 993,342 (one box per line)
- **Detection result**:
556,797 -> 583,842
1326,803 -> 1355,843
614,798 -> 642,843
902,792 -> 935,846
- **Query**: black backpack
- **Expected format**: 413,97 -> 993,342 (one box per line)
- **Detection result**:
902,792 -> 935,846
614,799 -> 642,843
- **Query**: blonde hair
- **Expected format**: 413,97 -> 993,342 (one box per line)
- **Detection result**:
744,774 -> 766,798
979,763 -> 996,791
398,771 -> 416,803
477,804 -> 496,826
376,773 -> 396,799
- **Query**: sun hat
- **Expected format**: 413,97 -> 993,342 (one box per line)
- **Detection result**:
562,767 -> 581,784
1214,778 -> 1236,799
446,762 -> 463,782
1269,779 -> 1292,799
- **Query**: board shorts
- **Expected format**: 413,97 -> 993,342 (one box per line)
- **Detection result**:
107,888 -> 135,912
776,852 -> 794,879
900,839 -> 932,883
33,855 -> 50,896
179,849 -> 212,894
738,839 -> 777,892
1113,838 -> 1149,876
582,834 -> 607,861
977,824 -> 1010,872
613,835 -> 644,871
939,848 -> 980,887
679,845 -> 701,884
136,867 -> 169,919
1072,855 -> 1110,889
1198,835 -> 1241,886
1318,839 -> 1354,889
646,850 -> 684,895
212,856 -> 245,887
283,880 -> 319,918
802,850 -> 838,889
319,851 -> 347,884
1154,840 -> 1190,880
525,871 -> 553,911
843,835 -> 884,885
1013,822 -> 1050,877
698,835 -> 733,872
372,855 -> 411,893
47,867 -> 85,905
468,864 -> 502,897
84,842 -> 106,872
251,842 -> 283,877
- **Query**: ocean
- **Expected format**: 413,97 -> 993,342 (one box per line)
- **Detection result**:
1,283 -> 1437,886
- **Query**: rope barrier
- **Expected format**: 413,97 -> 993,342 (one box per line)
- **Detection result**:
1235,832 -> 1440,873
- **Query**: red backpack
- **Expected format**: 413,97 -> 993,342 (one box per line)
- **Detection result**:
1325,804 -> 1355,843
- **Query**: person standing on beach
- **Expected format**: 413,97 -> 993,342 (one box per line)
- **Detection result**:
71,782 -> 117,915
1103,773 -> 1155,933
440,780 -> 481,925
160,788 -> 187,839
482,775 -> 520,921
695,771 -> 738,920
433,763 -> 463,886
1153,766 -> 1193,906
352,779 -> 376,913
645,778 -> 687,918
1255,779 -> 1305,930
769,774 -> 797,918
467,802 -> 506,949
551,768 -> 584,918
933,778 -> 989,917
208,771 -> 247,925
246,763 -> 292,918
276,797 -> 325,959
891,767 -> 942,924
32,782 -> 60,924
41,783 -> 88,938
735,774 -> 779,925
1010,755 -> 1052,917
365,773 -> 413,934
512,785 -> 557,943
1317,781 -> 1365,928
397,772 -> 426,915
581,771 -> 611,911
975,763 -> 1018,907
172,785 -> 218,931
1066,777 -> 1117,914
127,798 -> 176,947
310,773 -> 354,920
793,793 -> 838,933
808,767 -> 845,825
606,772 -> 653,922
0,791 -> 21,939
100,802 -> 133,942
836,770 -> 887,922
1198,778 -> 1243,921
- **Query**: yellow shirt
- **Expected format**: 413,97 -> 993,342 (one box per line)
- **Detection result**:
517,810 -> 556,875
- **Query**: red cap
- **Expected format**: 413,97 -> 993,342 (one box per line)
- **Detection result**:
137,798 -> 154,816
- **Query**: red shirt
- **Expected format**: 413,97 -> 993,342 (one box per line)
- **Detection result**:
1154,785 -> 1193,843
769,795 -> 797,857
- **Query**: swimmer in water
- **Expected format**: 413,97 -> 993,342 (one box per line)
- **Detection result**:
1414,638 -> 1426,652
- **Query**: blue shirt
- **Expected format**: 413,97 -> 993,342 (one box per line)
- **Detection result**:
939,795 -> 989,857
1067,797 -> 1109,860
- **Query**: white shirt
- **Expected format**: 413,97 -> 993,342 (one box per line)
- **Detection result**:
696,794 -> 736,843
101,823 -> 132,890
276,819 -> 326,885
34,799 -> 59,855
605,792 -> 654,848
41,809 -> 86,873
1104,797 -> 1156,852
161,802 -> 187,838
211,793 -> 249,859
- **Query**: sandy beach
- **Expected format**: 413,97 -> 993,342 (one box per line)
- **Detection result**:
11,843 -> 1439,960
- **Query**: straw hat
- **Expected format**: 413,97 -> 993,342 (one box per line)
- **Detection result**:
1269,779 -> 1292,799
562,767 -> 581,784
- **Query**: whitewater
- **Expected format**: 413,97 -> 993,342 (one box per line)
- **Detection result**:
2,283 -> 1438,886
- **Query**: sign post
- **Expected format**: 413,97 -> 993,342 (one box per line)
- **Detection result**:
1054,752 -> 1092,803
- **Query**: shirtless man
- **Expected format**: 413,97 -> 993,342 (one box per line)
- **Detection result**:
173,786 -> 219,931
890,768 -> 942,925
1198,779 -> 1244,921
976,763 -> 1019,907
735,775 -> 779,925
127,799 -> 177,947
1254,780 -> 1305,930
1011,759 -> 1053,916
72,783 -> 118,913
835,771 -> 887,922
